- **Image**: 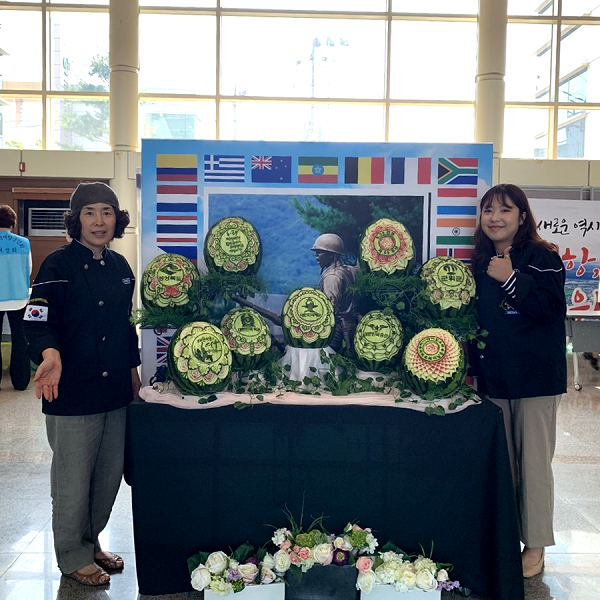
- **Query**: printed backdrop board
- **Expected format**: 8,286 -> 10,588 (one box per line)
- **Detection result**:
530,198 -> 600,316
139,140 -> 493,385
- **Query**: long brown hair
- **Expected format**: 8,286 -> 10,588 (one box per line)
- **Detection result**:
472,183 -> 556,272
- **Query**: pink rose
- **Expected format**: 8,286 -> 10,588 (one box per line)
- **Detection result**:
293,545 -> 300,553
297,547 -> 311,561
281,540 -> 291,551
356,557 -> 373,573
290,553 -> 300,565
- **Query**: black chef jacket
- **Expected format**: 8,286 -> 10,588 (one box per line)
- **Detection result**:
24,239 -> 141,416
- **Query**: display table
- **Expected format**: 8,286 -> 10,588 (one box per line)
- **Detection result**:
125,398 -> 524,600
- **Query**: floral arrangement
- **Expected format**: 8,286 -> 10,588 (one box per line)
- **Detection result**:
269,511 -> 378,578
355,542 -> 459,595
188,542 -> 281,596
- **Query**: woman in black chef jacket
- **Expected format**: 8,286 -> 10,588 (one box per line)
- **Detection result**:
24,182 -> 141,586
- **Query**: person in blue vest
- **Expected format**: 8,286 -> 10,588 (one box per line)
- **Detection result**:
0,205 -> 32,391
24,182 -> 141,587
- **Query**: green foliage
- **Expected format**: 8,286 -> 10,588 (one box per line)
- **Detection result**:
55,54 -> 109,150
131,272 -> 267,330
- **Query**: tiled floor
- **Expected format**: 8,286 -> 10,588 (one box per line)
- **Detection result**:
1,349 -> 599,600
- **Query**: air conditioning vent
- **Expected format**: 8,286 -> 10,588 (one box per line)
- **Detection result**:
21,200 -> 70,237
28,208 -> 67,236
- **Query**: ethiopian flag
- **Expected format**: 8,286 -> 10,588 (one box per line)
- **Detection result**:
298,156 -> 338,184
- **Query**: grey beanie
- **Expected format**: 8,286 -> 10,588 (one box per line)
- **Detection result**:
70,182 -> 120,214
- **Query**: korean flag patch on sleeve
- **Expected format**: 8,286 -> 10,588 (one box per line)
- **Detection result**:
24,305 -> 48,321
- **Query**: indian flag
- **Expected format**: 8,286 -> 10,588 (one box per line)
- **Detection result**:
435,204 -> 477,246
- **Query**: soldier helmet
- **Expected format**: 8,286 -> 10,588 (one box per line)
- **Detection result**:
311,233 -> 344,254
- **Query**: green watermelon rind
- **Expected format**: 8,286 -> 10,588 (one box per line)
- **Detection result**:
141,253 -> 200,310
167,321 -> 232,395
354,310 -> 404,372
359,218 -> 415,275
220,307 -> 272,371
204,216 -> 262,275
281,287 -> 335,348
402,327 -> 467,399
420,256 -> 476,317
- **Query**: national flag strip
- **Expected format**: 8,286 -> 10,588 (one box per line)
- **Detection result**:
251,155 -> 292,183
435,247 -> 474,262
298,156 -> 338,184
156,332 -> 173,365
344,157 -> 384,184
204,154 -> 245,183
156,154 -> 199,261
391,157 -> 432,185
435,204 -> 477,247
438,158 -> 478,185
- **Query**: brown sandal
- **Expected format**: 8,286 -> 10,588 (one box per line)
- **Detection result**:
63,566 -> 110,586
94,552 -> 124,572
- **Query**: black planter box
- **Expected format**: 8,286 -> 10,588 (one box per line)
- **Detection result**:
284,564 -> 359,600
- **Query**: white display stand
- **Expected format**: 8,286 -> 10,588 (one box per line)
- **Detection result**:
205,582 -> 284,600
361,587 -> 441,599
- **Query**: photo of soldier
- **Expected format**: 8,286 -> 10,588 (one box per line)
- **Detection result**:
311,233 -> 360,352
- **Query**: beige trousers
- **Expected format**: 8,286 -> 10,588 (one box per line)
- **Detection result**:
489,395 -> 561,548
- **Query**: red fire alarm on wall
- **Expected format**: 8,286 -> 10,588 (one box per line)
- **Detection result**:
19,161 -> 26,172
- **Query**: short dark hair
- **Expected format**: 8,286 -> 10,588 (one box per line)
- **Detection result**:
64,206 -> 131,240
0,205 -> 17,229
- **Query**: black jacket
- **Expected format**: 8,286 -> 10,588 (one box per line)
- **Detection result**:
474,241 -> 567,399
24,240 -> 141,416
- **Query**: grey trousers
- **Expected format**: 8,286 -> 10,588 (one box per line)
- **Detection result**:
490,395 -> 561,548
45,407 -> 127,574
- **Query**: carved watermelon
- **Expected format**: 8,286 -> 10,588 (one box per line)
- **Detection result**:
141,253 -> 199,310
167,322 -> 232,395
281,287 -> 335,348
220,307 -> 272,370
402,328 -> 467,398
354,310 -> 404,372
204,216 -> 262,275
359,218 -> 415,275
419,256 -> 475,317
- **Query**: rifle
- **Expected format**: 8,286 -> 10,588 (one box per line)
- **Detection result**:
232,295 -> 282,327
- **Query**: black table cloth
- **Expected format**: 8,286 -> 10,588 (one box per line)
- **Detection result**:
125,398 -> 524,600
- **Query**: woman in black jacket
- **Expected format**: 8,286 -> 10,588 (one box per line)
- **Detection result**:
472,184 -> 566,578
24,182 -> 141,586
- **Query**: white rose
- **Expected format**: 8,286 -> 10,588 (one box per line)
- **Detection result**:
205,551 -> 229,575
238,562 -> 259,584
190,564 -> 211,591
274,549 -> 291,573
262,553 -> 276,569
356,570 -> 377,594
400,570 -> 416,589
437,569 -> 449,582
341,537 -> 354,551
261,566 -> 277,584
313,543 -> 333,565
415,569 -> 438,591
229,559 -> 239,570
272,527 -> 287,546
333,537 -> 345,549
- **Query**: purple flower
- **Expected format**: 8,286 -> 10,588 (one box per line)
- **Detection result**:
332,549 -> 349,566
245,557 -> 259,566
227,568 -> 242,581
